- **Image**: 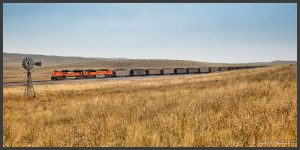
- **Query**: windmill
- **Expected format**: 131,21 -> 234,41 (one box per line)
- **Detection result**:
22,57 -> 41,99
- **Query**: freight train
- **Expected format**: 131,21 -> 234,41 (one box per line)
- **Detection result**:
50,66 -> 265,80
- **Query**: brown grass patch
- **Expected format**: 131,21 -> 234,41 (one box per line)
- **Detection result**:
3,64 -> 297,147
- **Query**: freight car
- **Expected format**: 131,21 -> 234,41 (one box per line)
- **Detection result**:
245,66 -> 255,69
199,67 -> 209,73
237,66 -> 246,69
186,68 -> 199,74
219,67 -> 228,72
146,69 -> 161,76
209,67 -> 219,73
228,67 -> 238,71
174,68 -> 187,74
160,68 -> 174,75
113,69 -> 130,77
130,69 -> 146,76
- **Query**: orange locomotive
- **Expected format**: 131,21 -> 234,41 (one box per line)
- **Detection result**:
84,69 -> 113,78
51,69 -> 113,80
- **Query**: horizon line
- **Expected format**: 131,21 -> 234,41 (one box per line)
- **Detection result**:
3,51 -> 297,64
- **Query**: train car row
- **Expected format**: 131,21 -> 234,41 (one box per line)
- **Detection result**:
51,66 -> 265,80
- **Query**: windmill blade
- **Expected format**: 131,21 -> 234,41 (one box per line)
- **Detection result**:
22,57 -> 34,71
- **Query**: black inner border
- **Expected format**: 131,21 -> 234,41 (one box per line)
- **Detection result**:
1,0 -> 298,149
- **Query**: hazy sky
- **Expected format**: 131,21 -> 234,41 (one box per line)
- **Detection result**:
4,3 -> 297,63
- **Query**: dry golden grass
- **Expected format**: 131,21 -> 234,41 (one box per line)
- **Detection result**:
3,64 -> 297,147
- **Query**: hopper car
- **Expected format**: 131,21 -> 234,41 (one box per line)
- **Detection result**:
199,67 -> 209,73
113,69 -> 130,77
161,68 -> 174,75
228,67 -> 238,71
237,66 -> 246,69
209,67 -> 219,73
186,68 -> 199,74
174,68 -> 187,74
219,67 -> 229,72
146,69 -> 161,76
130,69 -> 146,76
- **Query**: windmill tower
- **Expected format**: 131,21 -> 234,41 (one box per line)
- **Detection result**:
22,57 -> 41,99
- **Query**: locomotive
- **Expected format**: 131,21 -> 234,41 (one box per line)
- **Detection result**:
51,69 -> 112,80
51,66 -> 265,80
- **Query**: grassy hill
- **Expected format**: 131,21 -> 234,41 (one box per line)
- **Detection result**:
4,52 -> 229,69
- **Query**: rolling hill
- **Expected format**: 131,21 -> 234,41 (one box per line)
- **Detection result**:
3,52 -> 296,82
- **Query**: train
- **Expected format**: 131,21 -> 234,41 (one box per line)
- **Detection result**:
50,66 -> 265,80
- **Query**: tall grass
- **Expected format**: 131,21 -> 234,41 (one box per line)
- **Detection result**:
3,64 -> 297,147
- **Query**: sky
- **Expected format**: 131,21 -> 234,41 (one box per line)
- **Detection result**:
3,3 -> 297,63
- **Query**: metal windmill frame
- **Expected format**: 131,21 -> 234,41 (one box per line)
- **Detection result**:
22,57 -> 41,99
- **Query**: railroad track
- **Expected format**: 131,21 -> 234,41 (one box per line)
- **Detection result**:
3,73 -> 203,87
3,80 -> 53,86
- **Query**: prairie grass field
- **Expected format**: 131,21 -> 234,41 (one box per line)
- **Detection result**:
3,64 -> 297,147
